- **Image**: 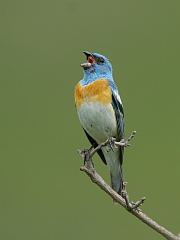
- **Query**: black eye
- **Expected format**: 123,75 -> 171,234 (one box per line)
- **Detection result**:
96,57 -> 104,64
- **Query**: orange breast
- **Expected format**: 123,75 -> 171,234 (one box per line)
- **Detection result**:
74,79 -> 112,108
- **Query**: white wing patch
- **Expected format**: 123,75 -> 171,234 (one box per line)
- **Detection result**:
114,90 -> 123,106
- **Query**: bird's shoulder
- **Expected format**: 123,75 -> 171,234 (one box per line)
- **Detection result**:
108,80 -> 123,111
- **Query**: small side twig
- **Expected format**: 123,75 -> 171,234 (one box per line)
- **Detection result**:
115,130 -> 137,147
131,197 -> 146,210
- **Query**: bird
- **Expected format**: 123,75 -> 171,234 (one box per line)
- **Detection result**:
74,51 -> 125,195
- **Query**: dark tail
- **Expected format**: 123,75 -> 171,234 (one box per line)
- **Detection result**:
104,148 -> 124,195
110,163 -> 123,195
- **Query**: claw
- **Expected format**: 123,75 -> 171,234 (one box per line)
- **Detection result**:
107,137 -> 116,151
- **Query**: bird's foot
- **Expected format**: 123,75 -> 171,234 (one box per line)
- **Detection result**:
106,137 -> 116,151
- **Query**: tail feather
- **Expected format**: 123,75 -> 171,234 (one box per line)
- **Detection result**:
103,147 -> 124,195
110,164 -> 123,195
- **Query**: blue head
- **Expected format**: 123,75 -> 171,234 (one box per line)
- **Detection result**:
80,51 -> 113,85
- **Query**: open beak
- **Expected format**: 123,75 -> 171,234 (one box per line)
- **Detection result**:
80,51 -> 95,68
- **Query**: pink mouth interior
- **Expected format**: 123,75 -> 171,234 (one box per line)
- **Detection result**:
87,56 -> 95,64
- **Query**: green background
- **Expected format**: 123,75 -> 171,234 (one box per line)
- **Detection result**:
0,0 -> 180,239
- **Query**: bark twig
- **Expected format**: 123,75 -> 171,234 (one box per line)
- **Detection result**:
78,132 -> 180,240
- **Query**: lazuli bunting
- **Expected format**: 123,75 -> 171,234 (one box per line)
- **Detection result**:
74,51 -> 124,194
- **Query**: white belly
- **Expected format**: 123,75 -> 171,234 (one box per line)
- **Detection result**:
78,102 -> 117,143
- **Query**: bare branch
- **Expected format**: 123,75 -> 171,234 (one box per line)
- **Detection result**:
78,133 -> 180,240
